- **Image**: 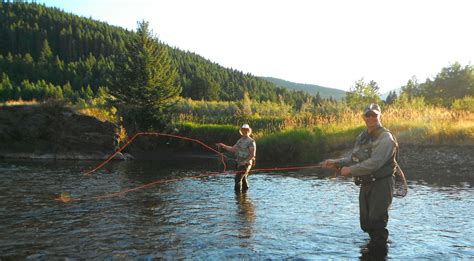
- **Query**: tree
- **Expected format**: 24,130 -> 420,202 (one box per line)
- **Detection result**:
400,76 -> 422,101
109,20 -> 181,130
188,71 -> 219,101
38,39 -> 53,65
385,91 -> 397,105
0,73 -> 14,101
313,92 -> 322,106
345,78 -> 382,110
419,63 -> 474,106
240,91 -> 252,116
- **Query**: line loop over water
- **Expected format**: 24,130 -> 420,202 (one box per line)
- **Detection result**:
58,132 -> 323,203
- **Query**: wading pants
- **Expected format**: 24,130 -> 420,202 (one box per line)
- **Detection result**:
235,163 -> 252,192
359,176 -> 394,246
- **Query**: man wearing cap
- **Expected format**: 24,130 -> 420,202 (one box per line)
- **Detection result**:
321,103 -> 398,251
217,124 -> 256,192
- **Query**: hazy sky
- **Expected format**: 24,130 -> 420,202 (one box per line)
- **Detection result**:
37,0 -> 473,93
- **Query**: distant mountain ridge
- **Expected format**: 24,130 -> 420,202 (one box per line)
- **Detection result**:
262,77 -> 346,100
380,88 -> 402,100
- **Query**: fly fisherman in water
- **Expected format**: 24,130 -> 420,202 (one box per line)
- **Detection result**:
217,124 -> 256,193
321,104 -> 398,253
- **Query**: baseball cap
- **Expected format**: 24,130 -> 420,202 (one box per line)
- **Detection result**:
364,103 -> 381,115
241,124 -> 250,129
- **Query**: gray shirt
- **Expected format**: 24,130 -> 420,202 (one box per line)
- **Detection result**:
336,127 -> 396,177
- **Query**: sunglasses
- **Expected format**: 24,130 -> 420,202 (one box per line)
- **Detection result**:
364,112 -> 378,118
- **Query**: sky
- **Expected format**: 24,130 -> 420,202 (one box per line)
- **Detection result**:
36,0 -> 474,94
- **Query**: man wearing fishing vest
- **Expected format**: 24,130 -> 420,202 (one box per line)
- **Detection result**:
322,103 -> 397,250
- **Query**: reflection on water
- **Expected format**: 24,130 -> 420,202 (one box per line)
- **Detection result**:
0,159 -> 473,259
235,192 -> 255,241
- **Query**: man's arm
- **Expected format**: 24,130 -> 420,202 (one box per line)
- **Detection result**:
217,143 -> 236,153
349,132 -> 395,176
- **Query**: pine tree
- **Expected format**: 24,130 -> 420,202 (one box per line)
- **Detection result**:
38,39 -> 53,64
109,20 -> 181,130
385,91 -> 397,105
0,73 -> 14,101
240,91 -> 252,116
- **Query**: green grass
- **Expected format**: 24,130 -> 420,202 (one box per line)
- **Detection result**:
171,105 -> 474,164
257,128 -> 326,164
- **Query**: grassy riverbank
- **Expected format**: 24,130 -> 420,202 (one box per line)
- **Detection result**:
73,96 -> 472,164
171,110 -> 472,164
2,99 -> 472,164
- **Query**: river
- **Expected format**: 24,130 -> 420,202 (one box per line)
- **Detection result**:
1,158 -> 473,259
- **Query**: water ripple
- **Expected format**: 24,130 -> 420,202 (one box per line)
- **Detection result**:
0,159 -> 472,259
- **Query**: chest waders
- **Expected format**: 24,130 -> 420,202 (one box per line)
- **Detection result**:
353,127 -> 396,248
235,162 -> 252,192
233,137 -> 255,193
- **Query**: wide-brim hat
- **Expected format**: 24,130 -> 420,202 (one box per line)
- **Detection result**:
239,124 -> 252,135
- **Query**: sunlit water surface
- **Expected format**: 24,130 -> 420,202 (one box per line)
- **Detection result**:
0,159 -> 473,259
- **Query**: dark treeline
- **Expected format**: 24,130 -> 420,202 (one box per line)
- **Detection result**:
1,1 -> 472,110
400,63 -> 474,107
0,1 -> 316,107
0,1 -> 128,61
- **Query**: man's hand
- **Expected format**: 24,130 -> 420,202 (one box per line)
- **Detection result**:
321,159 -> 337,169
217,143 -> 228,151
340,166 -> 351,176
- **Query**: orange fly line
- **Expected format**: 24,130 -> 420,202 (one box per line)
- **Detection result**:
56,132 -> 323,203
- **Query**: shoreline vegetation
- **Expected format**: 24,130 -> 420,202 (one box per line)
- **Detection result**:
1,99 -> 472,168
0,2 -> 472,177
171,99 -> 473,165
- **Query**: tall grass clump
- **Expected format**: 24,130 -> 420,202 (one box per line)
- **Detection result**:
382,99 -> 474,145
257,128 -> 326,164
320,124 -> 366,150
77,106 -> 118,123
174,122 -> 241,150
169,96 -> 473,159
452,96 -> 474,113
1,99 -> 40,106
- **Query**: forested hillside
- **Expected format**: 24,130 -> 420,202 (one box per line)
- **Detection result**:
0,1 -> 472,162
0,1 -> 313,105
1,2 -> 472,127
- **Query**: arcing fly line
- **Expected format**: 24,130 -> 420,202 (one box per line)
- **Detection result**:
56,132 -> 325,203
83,132 -> 228,176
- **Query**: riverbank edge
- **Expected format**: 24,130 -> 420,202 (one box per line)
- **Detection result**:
1,105 -> 473,181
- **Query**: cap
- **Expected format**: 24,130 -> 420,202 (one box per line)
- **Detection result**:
364,103 -> 381,115
241,124 -> 250,129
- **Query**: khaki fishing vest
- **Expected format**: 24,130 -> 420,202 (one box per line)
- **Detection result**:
352,126 -> 397,185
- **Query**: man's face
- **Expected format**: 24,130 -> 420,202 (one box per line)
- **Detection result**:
363,111 -> 381,128
240,128 -> 250,135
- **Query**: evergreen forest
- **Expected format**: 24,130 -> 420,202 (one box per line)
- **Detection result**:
0,2 -> 316,107
1,1 -> 473,162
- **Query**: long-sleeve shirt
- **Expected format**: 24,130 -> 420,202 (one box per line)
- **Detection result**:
336,127 -> 396,177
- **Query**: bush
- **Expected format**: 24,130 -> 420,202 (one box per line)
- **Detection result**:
452,96 -> 474,112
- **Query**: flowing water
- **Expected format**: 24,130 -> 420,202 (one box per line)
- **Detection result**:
0,158 -> 473,260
